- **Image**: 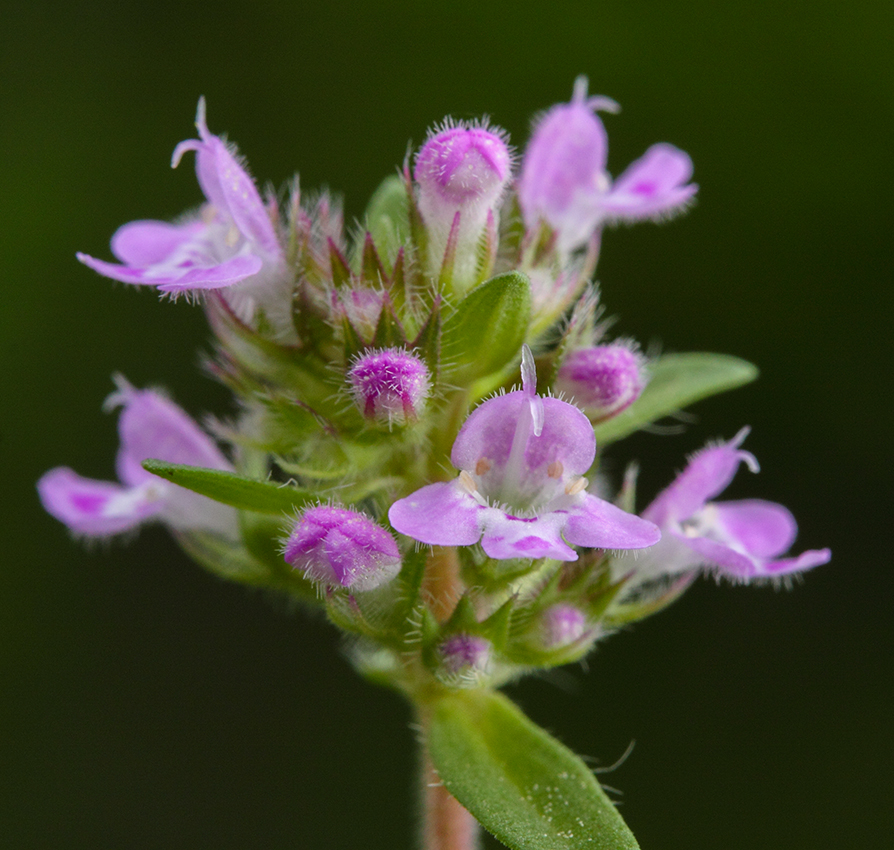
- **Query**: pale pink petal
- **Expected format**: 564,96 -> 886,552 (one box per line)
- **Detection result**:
77,250 -> 262,290
711,499 -> 797,559
644,428 -> 757,526
600,143 -> 698,220
518,78 -> 610,233
479,510 -> 577,561
37,468 -> 164,537
564,494 -> 661,550
110,219 -> 204,266
388,482 -> 483,547
452,392 -> 595,478
112,387 -> 233,487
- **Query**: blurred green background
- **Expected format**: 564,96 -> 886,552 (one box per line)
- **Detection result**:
3,1 -> 891,847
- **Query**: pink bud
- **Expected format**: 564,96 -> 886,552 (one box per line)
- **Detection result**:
414,122 -> 512,282
541,604 -> 589,648
555,344 -> 647,422
438,633 -> 491,679
348,348 -> 430,426
415,125 -> 511,207
283,505 -> 402,591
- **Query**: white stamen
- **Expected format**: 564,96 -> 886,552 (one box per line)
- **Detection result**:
565,477 -> 587,496
459,470 -> 478,493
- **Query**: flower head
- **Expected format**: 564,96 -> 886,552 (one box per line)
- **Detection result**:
626,428 -> 831,584
77,99 -> 288,326
518,77 -> 697,252
348,348 -> 431,425
389,347 -> 659,561
37,378 -> 236,538
283,506 -> 402,591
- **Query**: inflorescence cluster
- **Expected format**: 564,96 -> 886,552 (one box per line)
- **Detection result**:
39,78 -> 830,698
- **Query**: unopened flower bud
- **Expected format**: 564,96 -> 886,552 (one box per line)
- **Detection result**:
348,348 -> 430,425
437,633 -> 491,684
555,344 -> 647,422
540,604 -> 589,648
283,505 -> 401,591
414,122 -> 512,282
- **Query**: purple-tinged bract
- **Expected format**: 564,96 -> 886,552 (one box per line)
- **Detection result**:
556,343 -> 647,421
389,347 -> 660,561
283,506 -> 402,591
629,428 -> 831,583
348,348 -> 431,425
37,378 -> 236,538
518,77 -> 697,252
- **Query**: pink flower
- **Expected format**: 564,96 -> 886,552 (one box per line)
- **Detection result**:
518,77 -> 697,252
630,428 -> 831,583
77,99 -> 286,308
37,378 -> 236,539
388,348 -> 659,561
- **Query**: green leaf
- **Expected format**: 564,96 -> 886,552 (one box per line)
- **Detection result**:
442,271 -> 531,385
363,173 -> 411,266
143,460 -> 314,514
427,689 -> 640,850
593,352 -> 759,446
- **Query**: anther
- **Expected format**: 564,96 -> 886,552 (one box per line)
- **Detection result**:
565,477 -> 587,496
547,461 -> 564,479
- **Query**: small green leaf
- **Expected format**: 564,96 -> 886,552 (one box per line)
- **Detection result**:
442,271 -> 531,384
427,689 -> 640,850
364,173 -> 411,266
593,352 -> 759,446
143,460 -> 314,514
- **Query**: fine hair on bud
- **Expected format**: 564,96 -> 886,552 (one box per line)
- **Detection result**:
347,347 -> 431,426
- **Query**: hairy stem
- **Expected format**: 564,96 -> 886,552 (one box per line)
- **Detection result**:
422,546 -> 464,623
419,726 -> 480,850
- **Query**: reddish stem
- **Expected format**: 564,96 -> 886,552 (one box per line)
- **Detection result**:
420,739 -> 480,850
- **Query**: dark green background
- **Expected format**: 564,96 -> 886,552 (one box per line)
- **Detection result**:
3,1 -> 891,847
